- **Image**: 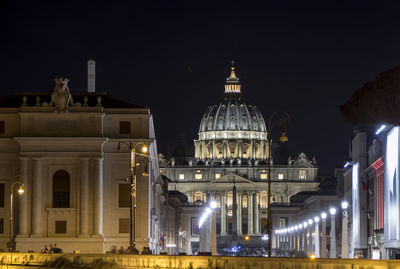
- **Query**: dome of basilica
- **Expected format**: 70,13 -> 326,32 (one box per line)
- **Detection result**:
199,97 -> 266,133
194,64 -> 269,161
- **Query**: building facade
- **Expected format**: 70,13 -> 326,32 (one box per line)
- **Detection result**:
161,65 -> 320,254
341,126 -> 400,259
0,75 -> 163,253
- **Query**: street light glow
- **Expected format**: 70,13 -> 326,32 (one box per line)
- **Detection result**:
314,216 -> 320,223
341,201 -> 349,210
308,219 -> 313,225
141,145 -> 148,153
321,212 -> 327,220
330,207 -> 337,215
18,185 -> 24,195
210,201 -> 217,209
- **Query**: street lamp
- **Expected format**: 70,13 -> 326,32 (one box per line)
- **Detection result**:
314,216 -> 320,258
329,207 -> 337,258
117,141 -> 149,254
266,112 -> 290,257
9,175 -> 24,252
341,201 -> 349,258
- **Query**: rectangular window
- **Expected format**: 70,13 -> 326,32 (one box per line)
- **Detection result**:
278,173 -> 284,180
0,184 -> 4,207
191,217 -> 199,235
119,121 -> 131,134
195,173 -> 203,180
260,173 -> 268,180
55,221 -> 67,234
215,173 -> 221,179
299,170 -> 306,179
0,121 -> 4,134
179,173 -> 185,180
119,184 -> 130,208
0,219 -> 3,233
119,218 -> 130,233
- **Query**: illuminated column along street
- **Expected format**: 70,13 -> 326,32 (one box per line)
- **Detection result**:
248,191 -> 254,235
221,193 -> 227,235
32,157 -> 42,236
321,213 -> 327,258
18,156 -> 29,236
330,208 -> 337,258
314,217 -> 320,258
301,226 -> 305,252
341,201 -> 349,258
80,157 -> 90,236
93,157 -> 104,236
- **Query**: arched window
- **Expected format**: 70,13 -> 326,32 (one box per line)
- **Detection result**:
53,170 -> 70,208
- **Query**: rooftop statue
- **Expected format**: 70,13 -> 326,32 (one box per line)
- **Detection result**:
50,78 -> 72,113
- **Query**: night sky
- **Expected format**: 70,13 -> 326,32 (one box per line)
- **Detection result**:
2,1 -> 400,175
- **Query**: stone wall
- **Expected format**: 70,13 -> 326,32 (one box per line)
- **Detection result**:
0,253 -> 399,269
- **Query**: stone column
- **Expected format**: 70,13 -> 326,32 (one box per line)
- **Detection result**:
301,229 -> 305,252
330,215 -> 336,258
93,157 -> 103,236
255,192 -> 260,234
321,219 -> 327,258
315,221 -> 320,258
32,157 -> 42,236
341,210 -> 349,258
221,193 -> 227,235
248,191 -> 254,235
186,216 -> 192,255
80,157 -> 90,236
237,191 -> 242,235
238,140 -> 242,159
18,157 -> 29,236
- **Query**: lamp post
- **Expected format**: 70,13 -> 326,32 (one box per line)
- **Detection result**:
9,175 -> 24,252
329,207 -> 337,258
341,201 -> 349,258
314,216 -> 320,258
266,112 -> 290,257
118,141 -> 148,254
307,219 -> 313,256
321,212 -> 327,258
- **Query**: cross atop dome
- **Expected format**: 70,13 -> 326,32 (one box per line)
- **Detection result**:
225,61 -> 241,94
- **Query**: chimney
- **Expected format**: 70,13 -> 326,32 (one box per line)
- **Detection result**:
88,60 -> 95,92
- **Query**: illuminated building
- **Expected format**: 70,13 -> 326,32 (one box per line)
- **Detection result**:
160,64 -> 322,254
340,126 -> 400,259
0,62 -> 163,253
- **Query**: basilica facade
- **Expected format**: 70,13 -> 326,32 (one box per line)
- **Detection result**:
161,65 -> 320,254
